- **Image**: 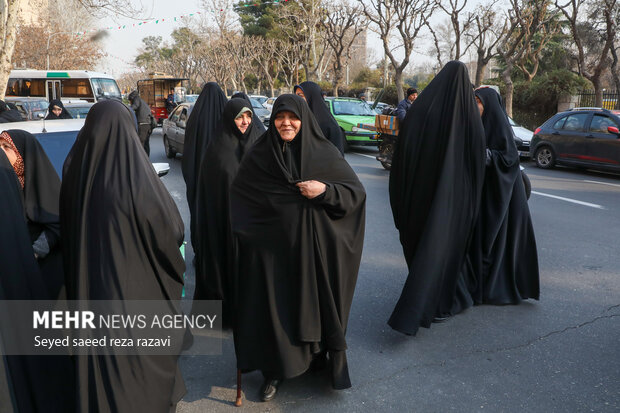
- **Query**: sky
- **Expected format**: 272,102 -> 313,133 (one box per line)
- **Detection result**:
93,0 -> 484,78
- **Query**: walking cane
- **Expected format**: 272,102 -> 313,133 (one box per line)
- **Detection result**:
235,368 -> 243,407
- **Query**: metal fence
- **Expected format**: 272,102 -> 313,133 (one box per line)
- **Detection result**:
577,90 -> 619,110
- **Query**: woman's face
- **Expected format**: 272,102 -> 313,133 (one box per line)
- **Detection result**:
475,96 -> 484,117
274,110 -> 301,142
295,88 -> 306,101
234,111 -> 252,134
51,105 -> 63,117
0,139 -> 18,166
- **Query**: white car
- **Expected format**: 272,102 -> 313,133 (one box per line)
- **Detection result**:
263,97 -> 277,112
4,118 -> 169,177
509,117 -> 533,158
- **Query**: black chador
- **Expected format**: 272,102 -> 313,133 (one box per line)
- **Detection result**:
1,129 -> 65,299
294,81 -> 345,154
230,94 -> 366,390
388,61 -> 486,336
0,150 -> 74,413
468,87 -> 540,304
60,100 -> 186,413
193,98 -> 263,326
45,99 -> 73,120
182,82 -> 227,256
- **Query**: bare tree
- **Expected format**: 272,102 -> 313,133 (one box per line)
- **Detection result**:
200,38 -> 233,90
555,0 -> 617,106
279,0 -> 331,82
201,0 -> 239,37
252,37 -> 280,97
275,40 -> 304,90
464,0 -> 505,86
321,2 -> 365,96
0,0 -> 24,100
359,0 -> 435,101
497,0 -> 555,117
434,0 -> 474,60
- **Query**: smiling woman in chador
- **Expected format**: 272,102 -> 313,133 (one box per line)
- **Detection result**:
230,94 -> 366,402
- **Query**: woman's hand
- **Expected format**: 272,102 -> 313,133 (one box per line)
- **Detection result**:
296,180 -> 326,199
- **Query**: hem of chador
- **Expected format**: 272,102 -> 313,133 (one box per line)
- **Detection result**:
477,294 -> 540,306
239,350 -> 352,390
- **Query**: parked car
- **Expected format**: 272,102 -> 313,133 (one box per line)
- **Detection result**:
249,97 -> 270,128
162,102 -> 193,158
250,95 -> 268,105
185,94 -> 199,103
4,97 -> 48,120
1,118 -> 169,177
530,107 -> 620,172
62,100 -> 95,119
509,116 -> 533,158
324,97 -> 378,149
263,97 -> 277,112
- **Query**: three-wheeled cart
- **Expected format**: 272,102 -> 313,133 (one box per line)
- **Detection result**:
358,114 -> 400,170
137,73 -> 189,124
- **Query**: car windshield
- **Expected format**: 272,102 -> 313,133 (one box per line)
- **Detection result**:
93,78 -> 121,99
65,106 -> 92,119
508,117 -> 519,127
253,97 -> 267,104
250,98 -> 264,109
185,95 -> 198,103
332,100 -> 376,116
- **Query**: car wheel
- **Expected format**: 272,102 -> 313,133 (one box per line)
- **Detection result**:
534,146 -> 555,169
163,135 -> 176,159
521,169 -> 531,200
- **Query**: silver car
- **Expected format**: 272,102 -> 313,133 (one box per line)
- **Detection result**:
162,102 -> 193,158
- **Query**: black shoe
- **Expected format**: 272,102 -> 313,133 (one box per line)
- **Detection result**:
309,352 -> 328,372
432,315 -> 451,323
260,378 -> 283,402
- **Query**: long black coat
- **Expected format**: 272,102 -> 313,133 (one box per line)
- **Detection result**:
181,82 -> 227,253
60,100 -> 186,413
0,150 -> 74,413
230,95 -> 365,389
469,87 -> 540,304
388,61 -> 486,335
2,129 -> 65,299
193,98 -> 263,326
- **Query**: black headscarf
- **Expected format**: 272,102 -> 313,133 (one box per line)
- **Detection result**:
467,87 -> 539,304
45,99 -> 73,120
182,82 -> 227,253
230,94 -> 365,389
388,61 -> 486,335
1,129 -> 65,299
193,98 -> 263,326
60,99 -> 186,412
0,100 -> 22,123
0,150 -> 74,412
294,81 -> 345,154
231,91 -> 267,133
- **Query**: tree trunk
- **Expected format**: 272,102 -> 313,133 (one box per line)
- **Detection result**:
394,69 -> 404,102
502,64 -> 514,118
475,50 -> 487,87
0,0 -> 24,100
592,76 -> 603,108
611,47 -> 620,96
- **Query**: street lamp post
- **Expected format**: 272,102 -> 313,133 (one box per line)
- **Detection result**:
46,31 -> 74,70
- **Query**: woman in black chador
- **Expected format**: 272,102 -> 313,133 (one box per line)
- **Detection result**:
230,94 -> 366,401
294,81 -> 345,154
0,151 -> 74,413
182,82 -> 227,258
470,87 -> 540,304
193,98 -> 263,326
0,129 -> 65,299
60,100 -> 186,413
45,99 -> 73,120
231,91 -> 267,134
388,61 -> 486,336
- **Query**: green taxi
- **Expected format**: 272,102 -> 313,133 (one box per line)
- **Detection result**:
324,97 -> 379,148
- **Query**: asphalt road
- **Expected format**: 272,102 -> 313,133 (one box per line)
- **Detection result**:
149,129 -> 620,413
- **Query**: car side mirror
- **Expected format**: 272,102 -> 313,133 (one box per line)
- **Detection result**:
152,163 -> 170,178
37,112 -> 45,119
96,87 -> 103,97
607,126 -> 619,136
177,120 -> 186,129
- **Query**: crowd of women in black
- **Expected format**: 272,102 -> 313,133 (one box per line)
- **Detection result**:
0,61 -> 538,412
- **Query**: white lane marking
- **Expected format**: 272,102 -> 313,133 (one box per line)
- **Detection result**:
583,180 -> 620,188
351,152 -> 378,159
531,191 -> 605,210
